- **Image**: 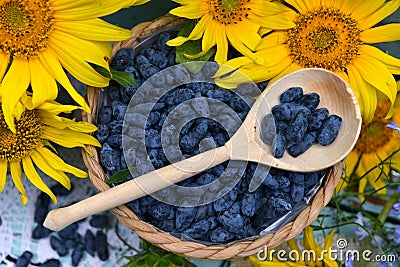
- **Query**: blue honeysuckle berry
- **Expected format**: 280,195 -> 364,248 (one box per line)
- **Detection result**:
317,115 -> 342,146
296,92 -> 320,111
40,259 -> 61,267
280,86 -> 303,103
209,227 -> 234,243
71,243 -> 85,267
308,108 -> 329,131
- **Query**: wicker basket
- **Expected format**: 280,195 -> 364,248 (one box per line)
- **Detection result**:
81,14 -> 343,260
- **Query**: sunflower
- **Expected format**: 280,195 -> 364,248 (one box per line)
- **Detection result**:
250,226 -> 338,267
0,95 -> 100,205
336,88 -> 400,201
166,0 -> 295,64
0,0 -> 149,133
215,0 -> 400,123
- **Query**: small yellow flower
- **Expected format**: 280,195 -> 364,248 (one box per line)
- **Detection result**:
0,96 -> 100,205
250,227 -> 338,267
215,0 -> 400,123
166,0 -> 295,64
337,87 -> 400,201
0,0 -> 149,132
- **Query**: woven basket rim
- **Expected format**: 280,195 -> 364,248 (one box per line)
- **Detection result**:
81,14 -> 343,260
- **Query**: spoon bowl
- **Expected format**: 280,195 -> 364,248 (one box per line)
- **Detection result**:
44,68 -> 362,231
229,67 -> 362,172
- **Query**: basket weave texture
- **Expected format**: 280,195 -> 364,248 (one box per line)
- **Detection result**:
81,14 -> 343,260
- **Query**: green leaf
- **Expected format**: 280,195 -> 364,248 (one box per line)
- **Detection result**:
145,253 -> 160,266
106,167 -> 138,185
94,65 -> 137,87
165,254 -> 185,266
175,20 -> 216,74
155,257 -> 171,267
110,68 -> 138,87
94,65 -> 111,79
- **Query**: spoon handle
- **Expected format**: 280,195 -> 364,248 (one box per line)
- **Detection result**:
44,145 -> 231,231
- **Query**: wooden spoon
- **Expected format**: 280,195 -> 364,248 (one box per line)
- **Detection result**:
44,68 -> 362,231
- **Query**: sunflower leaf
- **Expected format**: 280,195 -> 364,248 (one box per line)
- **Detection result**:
93,65 -> 137,87
105,167 -> 138,185
110,68 -> 138,87
175,20 -> 216,73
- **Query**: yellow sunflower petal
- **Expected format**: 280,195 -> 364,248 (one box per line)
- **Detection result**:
349,0 -> 385,22
173,0 -> 193,4
29,58 -> 58,108
360,45 -> 400,74
9,161 -> 28,206
41,126 -> 101,148
351,55 -> 397,106
53,0 -> 146,20
333,70 -> 349,83
250,0 -> 293,15
36,101 -> 80,115
303,227 -> 318,251
38,50 -> 89,113
22,156 -> 57,204
30,151 -> 71,190
358,177 -> 367,202
48,33 -> 110,87
166,15 -> 212,46
226,26 -> 263,64
284,0 -> 307,13
335,177 -> 348,194
134,0 -> 150,5
39,112 -> 98,133
250,13 -> 296,31
234,20 -> 262,51
37,147 -> 87,178
0,162 -> 7,193
257,31 -> 288,50
214,56 -> 253,77
215,26 -> 229,64
0,53 -> 10,81
347,63 -> 377,123
340,0 -> 363,14
268,62 -> 302,85
360,24 -> 400,43
358,0 -> 400,30
54,18 -> 132,41
344,151 -> 362,177
184,21 -> 218,59
201,21 -> 217,53
324,230 -> 336,251
0,59 -> 31,132
169,2 -> 208,19
259,44 -> 290,66
287,239 -> 306,264
331,0 -> 344,10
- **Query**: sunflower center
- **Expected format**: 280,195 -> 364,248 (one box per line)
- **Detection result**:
0,108 -> 43,163
287,7 -> 363,71
354,104 -> 396,154
209,0 -> 250,25
0,0 -> 54,58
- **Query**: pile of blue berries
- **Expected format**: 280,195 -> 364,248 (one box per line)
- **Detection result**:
97,32 -> 327,243
262,87 -> 342,158
31,184 -> 110,266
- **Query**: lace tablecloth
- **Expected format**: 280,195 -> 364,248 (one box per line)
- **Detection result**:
0,148 -> 141,267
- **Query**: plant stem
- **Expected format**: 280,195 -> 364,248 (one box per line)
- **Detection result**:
377,193 -> 399,224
